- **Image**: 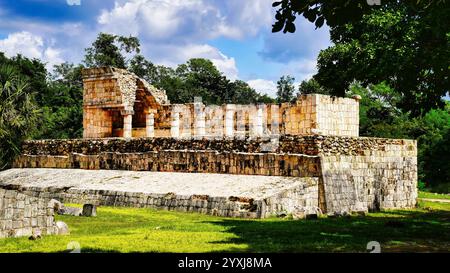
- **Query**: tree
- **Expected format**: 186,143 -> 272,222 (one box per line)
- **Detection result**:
228,80 -> 274,104
297,78 -> 329,95
349,81 -> 450,191
276,75 -> 295,103
153,58 -> 267,105
84,33 -> 141,68
272,0 -> 444,32
0,65 -> 40,170
36,62 -> 84,139
418,105 -> 450,190
348,81 -> 405,138
272,1 -> 450,115
0,53 -> 49,106
129,54 -> 158,84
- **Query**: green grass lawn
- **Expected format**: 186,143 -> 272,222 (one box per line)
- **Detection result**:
1,200 -> 449,253
418,191 -> 450,200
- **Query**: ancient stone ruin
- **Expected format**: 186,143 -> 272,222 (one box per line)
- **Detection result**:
0,188 -> 59,239
0,67 -> 417,227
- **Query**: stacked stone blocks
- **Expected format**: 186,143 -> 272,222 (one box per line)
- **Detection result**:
0,189 -> 58,238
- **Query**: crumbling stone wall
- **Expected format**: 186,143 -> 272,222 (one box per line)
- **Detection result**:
17,135 -> 411,156
12,135 -> 417,215
0,178 -> 318,219
282,94 -> 359,137
81,67 -> 359,139
14,151 -> 321,178
82,67 -> 169,138
319,141 -> 417,213
0,189 -> 58,238
145,94 -> 359,138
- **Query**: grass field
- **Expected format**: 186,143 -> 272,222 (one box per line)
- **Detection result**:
418,191 -> 450,200
0,200 -> 449,253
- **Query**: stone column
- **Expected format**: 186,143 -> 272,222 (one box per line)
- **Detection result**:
253,105 -> 263,136
194,103 -> 205,138
122,109 -> 133,138
224,104 -> 235,137
170,112 -> 180,138
270,104 -> 280,136
235,107 -> 246,138
180,105 -> 192,138
123,115 -> 132,138
145,110 -> 155,138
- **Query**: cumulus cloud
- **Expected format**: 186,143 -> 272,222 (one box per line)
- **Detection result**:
0,0 -> 328,84
0,31 -> 64,69
247,79 -> 277,98
95,0 -> 270,78
96,0 -> 251,79
97,0 -> 272,41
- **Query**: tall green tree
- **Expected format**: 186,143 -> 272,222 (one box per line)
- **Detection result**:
276,75 -> 296,103
129,54 -> 158,84
36,62 -> 84,139
297,78 -> 329,95
0,65 -> 40,170
272,0 -> 450,115
419,105 -> 450,190
84,33 -> 141,68
349,81 -> 450,191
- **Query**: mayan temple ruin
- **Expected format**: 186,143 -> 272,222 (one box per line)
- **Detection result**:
0,67 -> 418,237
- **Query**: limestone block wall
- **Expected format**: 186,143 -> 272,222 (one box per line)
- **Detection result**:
82,69 -> 124,108
82,67 -> 358,139
83,108 -> 114,138
0,189 -> 57,238
13,135 -> 417,214
82,67 -> 169,110
14,151 -> 321,178
18,136 -> 412,156
283,94 -> 359,137
1,178 -> 318,219
319,140 -> 417,213
314,95 -> 359,137
82,67 -> 169,139
262,177 -> 319,217
139,94 -> 358,138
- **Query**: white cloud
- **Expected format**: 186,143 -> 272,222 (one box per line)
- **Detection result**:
247,79 -> 277,98
0,0 -> 327,85
97,0 -> 272,42
67,0 -> 81,6
96,0 -> 260,80
0,31 -> 64,69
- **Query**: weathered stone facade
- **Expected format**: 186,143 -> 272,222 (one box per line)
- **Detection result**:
0,169 -> 319,219
17,135 -> 414,156
11,135 -> 417,215
0,189 -> 58,238
0,67 -> 418,220
82,67 -> 360,139
82,67 -> 168,138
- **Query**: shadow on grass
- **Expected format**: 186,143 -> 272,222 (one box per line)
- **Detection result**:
205,209 -> 450,253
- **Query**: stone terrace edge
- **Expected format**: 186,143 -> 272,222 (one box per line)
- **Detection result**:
20,134 -> 416,157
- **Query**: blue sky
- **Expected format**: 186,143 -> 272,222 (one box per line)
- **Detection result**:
0,0 -> 331,97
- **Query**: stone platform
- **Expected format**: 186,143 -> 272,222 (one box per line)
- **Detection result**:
0,168 -> 319,218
